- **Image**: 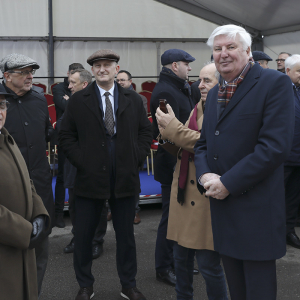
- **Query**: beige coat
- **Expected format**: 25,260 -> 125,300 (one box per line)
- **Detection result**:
161,101 -> 214,250
0,127 -> 49,300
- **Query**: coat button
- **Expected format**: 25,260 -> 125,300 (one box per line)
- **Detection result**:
178,155 -> 182,160
190,180 -> 194,184
188,157 -> 192,162
215,130 -> 219,136
18,100 -> 22,104
103,166 -> 106,170
24,122 -> 28,126
213,155 -> 218,160
102,142 -> 105,146
29,144 -> 33,149
191,201 -> 195,206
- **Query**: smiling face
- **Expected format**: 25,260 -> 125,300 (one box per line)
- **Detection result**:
213,34 -> 250,82
4,66 -> 34,96
91,60 -> 119,89
116,72 -> 132,89
0,95 -> 7,130
198,64 -> 218,102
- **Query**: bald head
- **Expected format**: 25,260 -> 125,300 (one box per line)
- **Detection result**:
198,63 -> 219,102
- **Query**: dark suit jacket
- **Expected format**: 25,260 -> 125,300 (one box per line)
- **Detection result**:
59,81 -> 152,199
194,63 -> 294,260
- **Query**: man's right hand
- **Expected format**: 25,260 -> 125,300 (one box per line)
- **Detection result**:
200,173 -> 220,186
63,95 -> 69,101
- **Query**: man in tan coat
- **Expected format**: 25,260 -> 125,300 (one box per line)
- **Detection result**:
0,83 -> 50,300
155,63 -> 228,300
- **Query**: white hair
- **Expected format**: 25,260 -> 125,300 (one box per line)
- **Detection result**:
203,61 -> 220,81
285,54 -> 300,72
207,24 -> 252,51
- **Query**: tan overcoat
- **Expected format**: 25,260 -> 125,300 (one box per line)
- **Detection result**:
0,127 -> 49,300
161,101 -> 214,250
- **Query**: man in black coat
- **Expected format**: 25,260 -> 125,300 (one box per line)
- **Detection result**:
0,53 -> 55,296
150,49 -> 195,286
59,49 -> 152,300
52,62 -> 84,228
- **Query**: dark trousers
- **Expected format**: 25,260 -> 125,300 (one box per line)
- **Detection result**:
74,194 -> 137,289
55,146 -> 66,214
155,184 -> 174,272
284,166 -> 300,234
68,188 -> 107,245
221,255 -> 276,300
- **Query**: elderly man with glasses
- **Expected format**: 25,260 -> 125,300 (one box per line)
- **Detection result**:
0,53 -> 55,296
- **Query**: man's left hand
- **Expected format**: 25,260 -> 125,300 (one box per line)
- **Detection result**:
204,178 -> 230,200
156,104 -> 175,130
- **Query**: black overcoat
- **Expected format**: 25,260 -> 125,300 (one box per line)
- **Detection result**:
3,83 -> 55,229
59,81 -> 152,199
150,71 -> 194,184
194,64 -> 294,260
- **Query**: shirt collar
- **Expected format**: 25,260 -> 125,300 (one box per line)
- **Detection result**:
98,83 -> 115,98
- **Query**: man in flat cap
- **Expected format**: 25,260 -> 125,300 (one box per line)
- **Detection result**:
0,53 -> 55,296
59,49 -> 152,300
252,51 -> 273,69
150,49 -> 196,286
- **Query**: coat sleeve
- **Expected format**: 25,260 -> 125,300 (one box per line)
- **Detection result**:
221,75 -> 295,196
52,84 -> 68,112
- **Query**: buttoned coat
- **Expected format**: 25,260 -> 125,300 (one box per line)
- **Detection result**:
0,127 -> 49,300
162,101 -> 214,250
194,64 -> 295,260
59,81 -> 152,199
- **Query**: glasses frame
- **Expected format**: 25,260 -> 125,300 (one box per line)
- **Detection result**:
0,100 -> 10,111
275,59 -> 285,62
8,69 -> 36,76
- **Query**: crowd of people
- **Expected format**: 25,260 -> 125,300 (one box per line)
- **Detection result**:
0,24 -> 299,300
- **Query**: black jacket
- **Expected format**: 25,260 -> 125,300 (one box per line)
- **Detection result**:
3,82 -> 55,228
52,78 -> 71,120
59,81 -> 152,199
150,71 -> 194,184
191,80 -> 201,106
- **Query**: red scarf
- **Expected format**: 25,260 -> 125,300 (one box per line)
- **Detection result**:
177,103 -> 200,205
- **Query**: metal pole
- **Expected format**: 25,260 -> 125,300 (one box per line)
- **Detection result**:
48,0 -> 54,90
156,42 -> 161,79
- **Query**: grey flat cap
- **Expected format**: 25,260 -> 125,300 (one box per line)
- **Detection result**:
0,53 -> 40,73
87,49 -> 120,66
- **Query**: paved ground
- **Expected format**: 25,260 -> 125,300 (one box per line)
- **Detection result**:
40,204 -> 300,300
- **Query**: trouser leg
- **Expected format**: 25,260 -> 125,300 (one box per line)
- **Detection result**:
92,204 -> 108,245
54,146 -> 66,214
155,184 -> 174,272
135,193 -> 140,214
68,188 -> 75,235
35,236 -> 49,296
73,195 -> 104,287
109,195 -> 137,289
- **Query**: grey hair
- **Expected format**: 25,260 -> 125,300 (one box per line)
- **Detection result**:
279,52 -> 292,57
70,69 -> 92,84
203,61 -> 220,81
285,54 -> 300,72
207,24 -> 252,51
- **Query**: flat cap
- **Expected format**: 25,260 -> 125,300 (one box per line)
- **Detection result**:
252,51 -> 273,62
87,49 -> 120,66
0,83 -> 13,97
0,53 -> 40,73
161,49 -> 195,66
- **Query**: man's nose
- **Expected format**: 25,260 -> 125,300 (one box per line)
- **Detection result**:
220,47 -> 228,57
198,81 -> 204,90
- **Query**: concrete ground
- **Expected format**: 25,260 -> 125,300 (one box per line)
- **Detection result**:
40,204 -> 300,300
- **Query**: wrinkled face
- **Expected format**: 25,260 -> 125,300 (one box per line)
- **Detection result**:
0,95 -> 7,130
258,60 -> 269,69
213,34 -> 250,82
4,66 -> 34,96
116,72 -> 132,89
277,53 -> 290,71
68,72 -> 85,95
198,64 -> 218,102
91,60 -> 119,87
287,62 -> 300,87
175,61 -> 192,81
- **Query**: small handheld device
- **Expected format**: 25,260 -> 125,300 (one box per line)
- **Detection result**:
159,99 -> 168,113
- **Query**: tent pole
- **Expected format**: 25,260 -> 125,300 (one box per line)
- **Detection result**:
48,0 -> 54,90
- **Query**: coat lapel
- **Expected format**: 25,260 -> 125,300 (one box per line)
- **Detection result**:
117,84 -> 131,117
217,64 -> 262,124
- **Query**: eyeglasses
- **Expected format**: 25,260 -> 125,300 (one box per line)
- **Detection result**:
275,59 -> 285,62
8,69 -> 36,76
116,79 -> 129,82
0,100 -> 10,111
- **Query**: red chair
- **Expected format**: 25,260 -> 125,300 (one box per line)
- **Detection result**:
48,104 -> 57,173
141,81 -> 156,92
45,94 -> 54,106
132,82 -> 136,91
146,117 -> 158,175
188,80 -> 196,86
33,82 -> 47,93
50,82 -> 61,94
139,91 -> 152,116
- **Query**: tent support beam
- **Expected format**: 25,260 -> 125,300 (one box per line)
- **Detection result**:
48,0 -> 54,86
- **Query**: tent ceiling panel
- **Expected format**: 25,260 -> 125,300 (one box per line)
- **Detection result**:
155,0 -> 300,36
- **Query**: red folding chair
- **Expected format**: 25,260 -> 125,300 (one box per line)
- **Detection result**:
188,80 -> 196,86
141,81 -> 156,92
48,104 -> 57,174
50,82 -> 61,94
33,82 -> 47,93
132,82 -> 136,91
45,94 -> 54,106
146,116 -> 158,175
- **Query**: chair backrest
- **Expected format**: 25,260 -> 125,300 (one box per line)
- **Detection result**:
45,93 -> 54,106
32,82 -> 47,93
139,91 -> 152,116
132,82 -> 136,91
141,81 -> 156,92
50,82 -> 61,94
48,104 -> 56,127
188,80 -> 196,86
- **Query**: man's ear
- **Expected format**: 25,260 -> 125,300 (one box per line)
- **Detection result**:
171,62 -> 178,73
83,81 -> 89,89
286,68 -> 291,76
3,72 -> 11,82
